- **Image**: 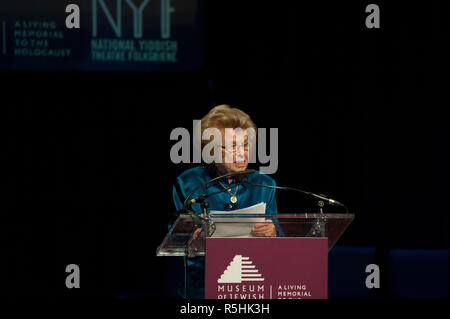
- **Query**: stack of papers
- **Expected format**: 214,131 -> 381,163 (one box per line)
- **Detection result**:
210,202 -> 266,238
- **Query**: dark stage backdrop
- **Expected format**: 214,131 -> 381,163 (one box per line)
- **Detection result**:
1,1 -> 447,297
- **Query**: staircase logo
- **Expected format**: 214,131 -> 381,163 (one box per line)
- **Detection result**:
217,255 -> 264,283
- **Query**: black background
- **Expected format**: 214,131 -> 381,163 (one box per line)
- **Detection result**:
1,1 -> 447,297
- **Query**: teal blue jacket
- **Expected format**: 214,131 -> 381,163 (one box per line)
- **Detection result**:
173,165 -> 278,215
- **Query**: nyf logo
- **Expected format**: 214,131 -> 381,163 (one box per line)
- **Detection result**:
218,255 -> 264,284
92,0 -> 174,38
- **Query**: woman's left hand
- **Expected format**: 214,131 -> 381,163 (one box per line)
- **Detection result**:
251,220 -> 276,237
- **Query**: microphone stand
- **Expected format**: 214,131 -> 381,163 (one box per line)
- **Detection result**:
186,182 -> 244,239
244,181 -> 348,238
181,169 -> 254,238
308,200 -> 327,237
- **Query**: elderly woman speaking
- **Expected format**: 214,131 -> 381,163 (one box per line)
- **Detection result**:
173,104 -> 278,237
171,104 -> 280,299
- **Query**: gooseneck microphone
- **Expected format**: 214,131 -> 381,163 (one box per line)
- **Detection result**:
182,169 -> 255,211
244,180 -> 349,213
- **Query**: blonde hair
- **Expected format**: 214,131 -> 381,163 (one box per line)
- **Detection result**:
200,104 -> 257,148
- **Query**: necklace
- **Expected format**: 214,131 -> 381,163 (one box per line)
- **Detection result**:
218,180 -> 239,207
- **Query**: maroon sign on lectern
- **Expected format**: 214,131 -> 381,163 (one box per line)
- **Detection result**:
205,238 -> 328,299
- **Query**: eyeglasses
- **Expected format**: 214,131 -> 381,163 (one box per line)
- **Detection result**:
221,143 -> 249,154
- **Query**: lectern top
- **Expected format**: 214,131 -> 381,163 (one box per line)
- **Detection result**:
157,213 -> 354,257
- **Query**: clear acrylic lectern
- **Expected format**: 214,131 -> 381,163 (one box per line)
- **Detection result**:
157,212 -> 354,298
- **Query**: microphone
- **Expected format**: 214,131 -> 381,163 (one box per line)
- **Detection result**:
182,169 -> 255,211
244,180 -> 348,212
179,169 -> 255,240
304,192 -> 346,207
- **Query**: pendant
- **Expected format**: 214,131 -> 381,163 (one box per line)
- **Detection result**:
230,195 -> 237,204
